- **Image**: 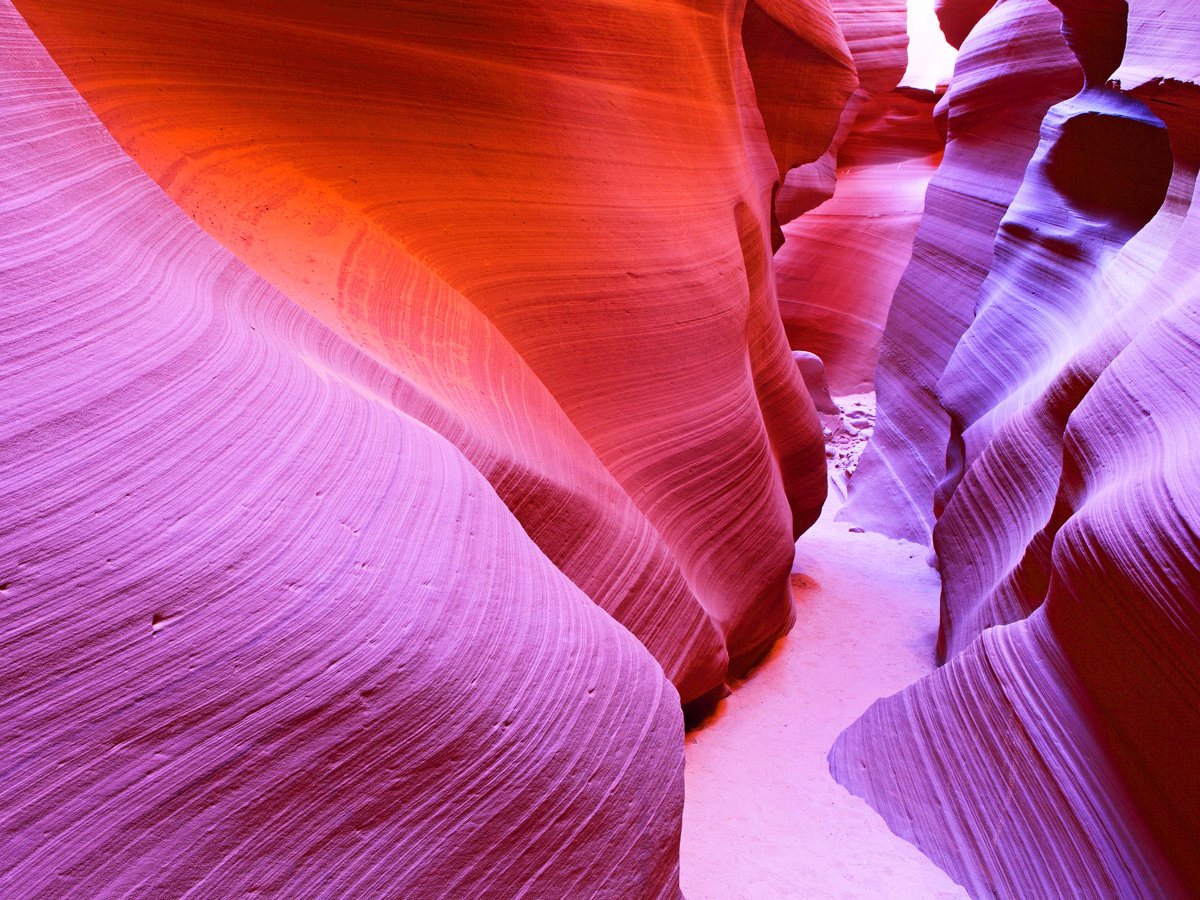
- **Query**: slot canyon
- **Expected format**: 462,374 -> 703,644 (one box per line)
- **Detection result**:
1,0 -> 1197,896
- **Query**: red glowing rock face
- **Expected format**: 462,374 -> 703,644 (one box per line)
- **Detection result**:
744,0 -> 858,181
0,7 -> 686,895
934,0 -> 996,48
777,87 -> 944,393
9,0 -> 861,705
833,0 -> 1200,895
771,0 -> 947,396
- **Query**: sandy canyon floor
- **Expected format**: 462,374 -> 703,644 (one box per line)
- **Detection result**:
680,397 -> 967,899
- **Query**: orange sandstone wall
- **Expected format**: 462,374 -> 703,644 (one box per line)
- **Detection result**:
0,4 -> 685,894
13,0 -> 856,701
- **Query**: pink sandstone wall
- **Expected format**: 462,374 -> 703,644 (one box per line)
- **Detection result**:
0,5 -> 686,893
2,0 -> 860,893
9,0 -> 861,707
832,1 -> 1200,895
842,0 -> 1084,541
7,0 -> 1200,894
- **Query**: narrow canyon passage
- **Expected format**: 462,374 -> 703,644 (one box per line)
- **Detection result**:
675,9 -> 970,889
4,0 -> 1199,897
681,487 -> 966,899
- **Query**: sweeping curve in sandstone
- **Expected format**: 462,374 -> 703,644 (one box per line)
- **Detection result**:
12,0 -> 863,704
833,0 -> 1200,895
9,0 -> 1200,895
0,6 -> 686,895
771,0 -> 943,395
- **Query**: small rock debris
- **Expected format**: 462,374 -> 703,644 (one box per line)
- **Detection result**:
823,391 -> 875,501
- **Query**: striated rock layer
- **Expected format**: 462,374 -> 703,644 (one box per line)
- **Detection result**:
13,0 -> 1200,893
0,5 -> 686,895
2,0 -> 870,893
841,0 -> 1084,542
833,0 -> 1200,896
777,86 -> 944,393
9,0 -> 858,706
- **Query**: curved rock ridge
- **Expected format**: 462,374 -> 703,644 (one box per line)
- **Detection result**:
841,0 -> 1083,542
771,0 -> 929,395
744,0 -> 859,184
774,0 -> 909,226
833,0 -> 1200,895
934,85 -> 1174,655
0,6 -> 688,896
832,616 -> 1181,897
777,86 -> 944,393
831,0 -> 909,97
11,0 -> 863,703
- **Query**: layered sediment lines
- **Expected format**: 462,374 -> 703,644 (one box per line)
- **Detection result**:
13,0 -> 1200,894
777,87 -> 944,393
0,6 -> 685,895
11,0 -> 857,703
3,0 -> 868,893
841,0 -> 1084,543
833,1 -> 1200,895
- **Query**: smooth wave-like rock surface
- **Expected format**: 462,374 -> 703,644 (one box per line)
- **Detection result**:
744,0 -> 858,184
774,0 -> 909,226
934,0 -> 995,49
833,0 -> 1200,895
934,84 -> 1174,654
10,0 -> 1200,894
11,0 -> 862,705
841,0 -> 1083,542
777,87 -> 944,393
0,4 -> 686,895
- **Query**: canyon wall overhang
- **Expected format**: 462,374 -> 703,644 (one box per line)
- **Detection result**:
8,0 -> 860,706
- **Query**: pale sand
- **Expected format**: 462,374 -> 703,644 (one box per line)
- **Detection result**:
680,483 -> 968,898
